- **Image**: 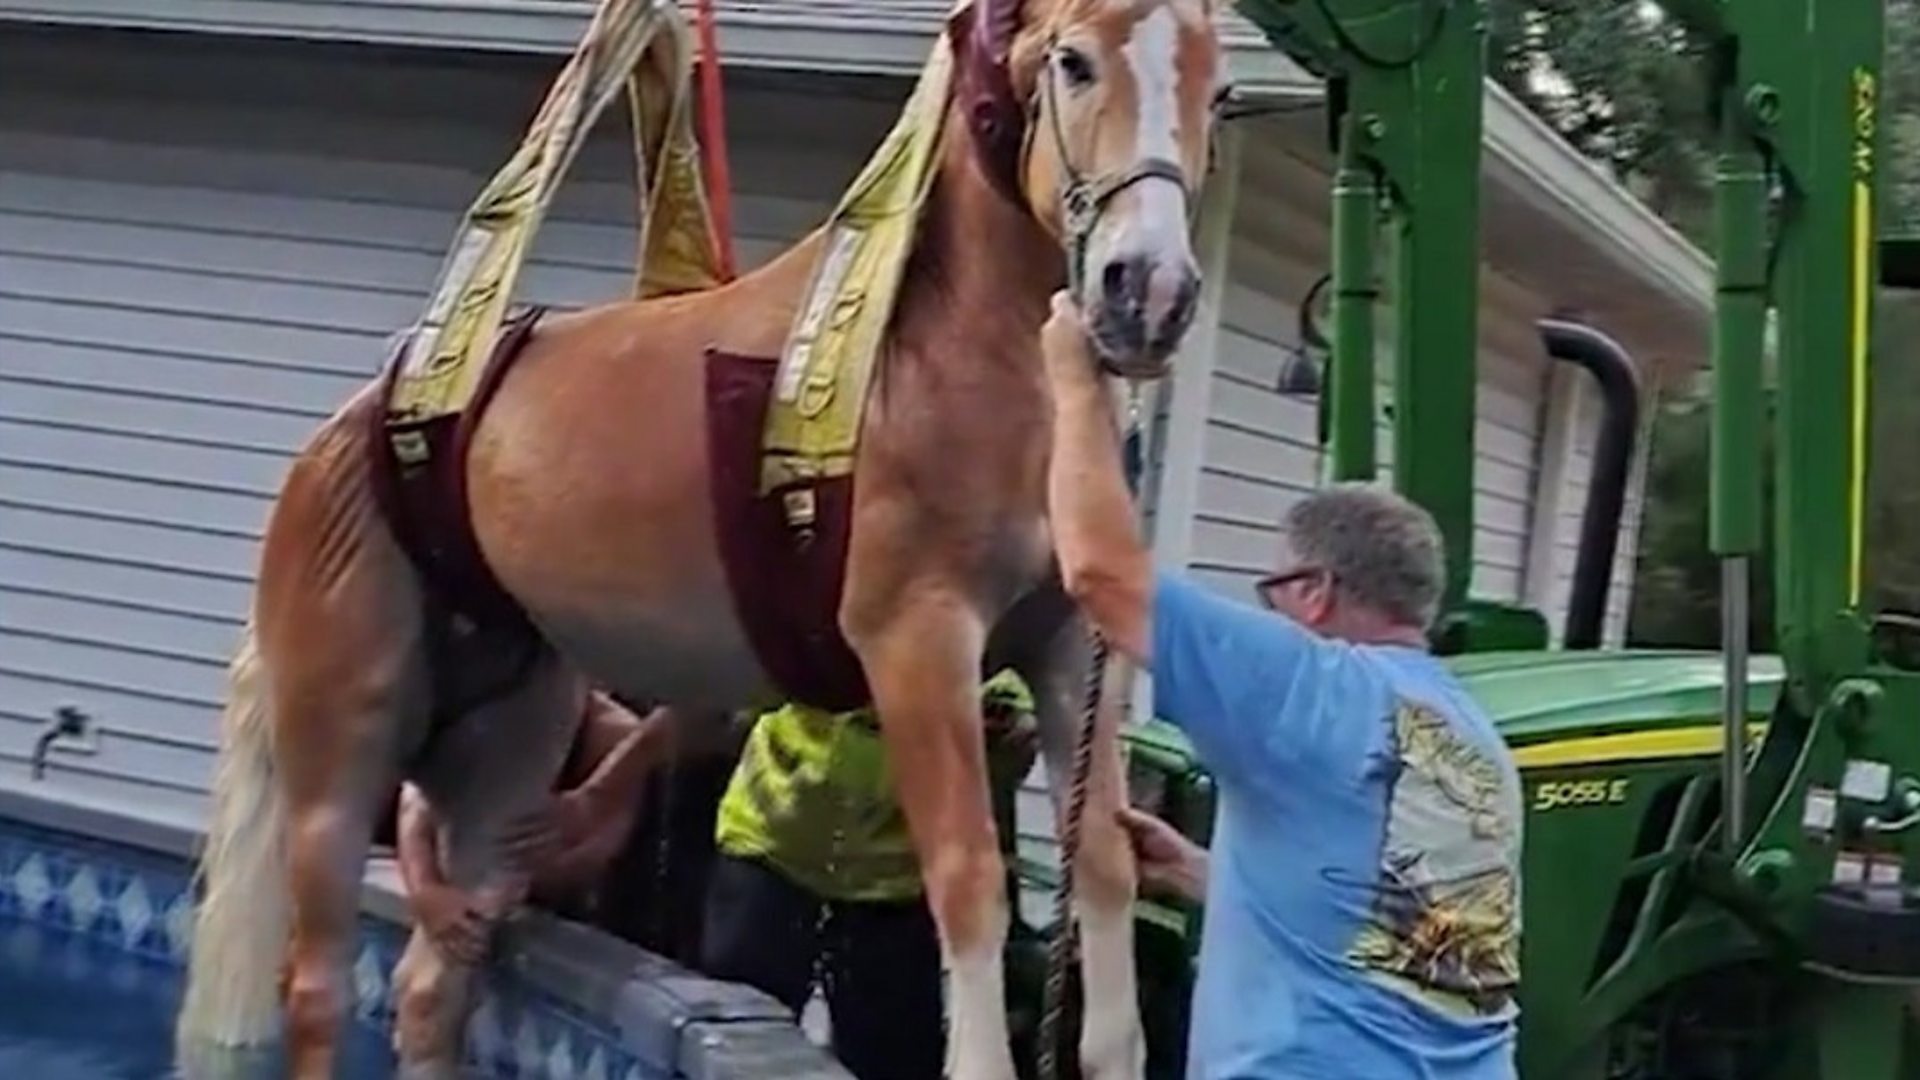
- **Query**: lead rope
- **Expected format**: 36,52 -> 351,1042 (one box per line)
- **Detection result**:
1035,388 -> 1143,1080
1035,630 -> 1110,1080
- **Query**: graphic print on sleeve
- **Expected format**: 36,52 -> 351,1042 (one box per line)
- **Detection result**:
1346,699 -> 1522,1016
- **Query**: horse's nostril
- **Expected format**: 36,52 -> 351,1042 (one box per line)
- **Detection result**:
1167,273 -> 1200,331
1100,257 -> 1136,302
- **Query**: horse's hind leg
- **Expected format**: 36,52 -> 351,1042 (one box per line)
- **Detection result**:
390,652 -> 586,1076
255,405 -> 431,1078
847,589 -> 1014,1080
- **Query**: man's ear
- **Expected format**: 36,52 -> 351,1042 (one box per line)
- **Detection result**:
1305,582 -> 1337,627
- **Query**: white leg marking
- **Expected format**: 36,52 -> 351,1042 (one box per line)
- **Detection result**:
1078,899 -> 1147,1079
944,905 -> 1017,1080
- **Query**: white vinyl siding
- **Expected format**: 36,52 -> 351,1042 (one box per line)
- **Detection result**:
0,29 -> 888,814
1535,371 -> 1661,647
1182,135 -> 1549,608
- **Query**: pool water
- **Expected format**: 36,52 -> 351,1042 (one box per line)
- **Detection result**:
0,914 -> 397,1079
1,817 -> 685,1080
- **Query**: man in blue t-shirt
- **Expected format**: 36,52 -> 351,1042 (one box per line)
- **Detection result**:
1039,295 -> 1524,1079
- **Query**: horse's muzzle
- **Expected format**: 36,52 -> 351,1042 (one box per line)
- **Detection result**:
1089,253 -> 1201,377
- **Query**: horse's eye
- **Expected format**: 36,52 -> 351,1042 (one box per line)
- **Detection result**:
1054,46 -> 1097,88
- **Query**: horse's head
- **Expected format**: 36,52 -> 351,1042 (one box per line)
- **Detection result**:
954,0 -> 1226,379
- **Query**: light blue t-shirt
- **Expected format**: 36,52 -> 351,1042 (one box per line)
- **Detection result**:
1152,573 -> 1523,1080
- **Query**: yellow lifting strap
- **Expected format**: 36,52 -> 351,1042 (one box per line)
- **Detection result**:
387,0 -> 724,430
757,7 -> 966,496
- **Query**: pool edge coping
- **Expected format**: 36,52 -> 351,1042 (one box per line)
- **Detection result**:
0,785 -> 854,1079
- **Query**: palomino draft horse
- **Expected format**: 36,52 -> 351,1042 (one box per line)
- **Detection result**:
175,0 -> 1224,1076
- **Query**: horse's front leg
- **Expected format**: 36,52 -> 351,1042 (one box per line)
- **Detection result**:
847,585 -> 1013,1080
1024,611 -> 1146,1080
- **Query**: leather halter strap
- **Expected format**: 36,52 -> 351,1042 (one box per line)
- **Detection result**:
1031,51 -> 1190,293
949,0 -> 1194,291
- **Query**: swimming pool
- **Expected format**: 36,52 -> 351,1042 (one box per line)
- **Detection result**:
0,795 -> 852,1080
0,912 -> 397,1078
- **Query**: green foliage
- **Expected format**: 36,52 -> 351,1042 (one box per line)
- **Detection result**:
1485,0 -> 1920,235
1484,0 -> 1920,649
1486,1 -> 1716,243
1626,296 -> 1920,651
1868,296 -> 1920,617
1626,397 -> 1778,651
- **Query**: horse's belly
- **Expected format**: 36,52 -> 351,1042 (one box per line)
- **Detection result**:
536,607 -> 769,712
463,307 -> 773,712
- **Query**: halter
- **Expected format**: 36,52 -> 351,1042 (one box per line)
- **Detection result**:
1029,42 -> 1192,295
952,0 -> 1196,295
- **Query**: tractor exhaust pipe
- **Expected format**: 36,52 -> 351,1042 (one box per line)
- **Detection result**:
1539,318 -> 1643,651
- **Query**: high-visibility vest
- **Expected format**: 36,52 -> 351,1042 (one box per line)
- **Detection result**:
715,670 -> 1035,903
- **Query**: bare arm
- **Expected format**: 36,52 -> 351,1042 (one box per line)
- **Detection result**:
396,782 -> 490,964
395,782 -> 447,900
1118,807 -> 1208,903
1040,294 -> 1153,665
567,695 -> 669,804
508,698 -> 678,891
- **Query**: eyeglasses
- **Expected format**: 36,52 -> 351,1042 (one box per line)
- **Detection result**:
1255,566 -> 1332,610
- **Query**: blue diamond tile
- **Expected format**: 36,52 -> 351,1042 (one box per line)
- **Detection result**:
66,865 -> 105,931
0,820 -> 670,1080
14,853 -> 54,916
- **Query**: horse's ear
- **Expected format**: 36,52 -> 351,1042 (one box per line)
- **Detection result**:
980,0 -> 1025,65
949,0 -> 1031,206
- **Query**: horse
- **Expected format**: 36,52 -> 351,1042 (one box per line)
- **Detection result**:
173,0 -> 1224,1076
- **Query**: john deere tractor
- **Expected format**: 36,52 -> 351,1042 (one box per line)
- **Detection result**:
1015,1 -> 1920,1077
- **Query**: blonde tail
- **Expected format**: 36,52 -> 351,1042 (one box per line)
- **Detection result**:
176,625 -> 291,1050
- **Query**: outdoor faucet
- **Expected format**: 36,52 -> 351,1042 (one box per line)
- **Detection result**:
30,706 -> 91,781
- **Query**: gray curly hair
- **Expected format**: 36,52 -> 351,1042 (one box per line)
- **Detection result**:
1282,483 -> 1447,629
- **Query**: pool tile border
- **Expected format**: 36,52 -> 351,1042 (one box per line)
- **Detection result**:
0,789 -> 851,1080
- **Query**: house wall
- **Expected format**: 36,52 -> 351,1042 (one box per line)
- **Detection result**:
1527,365 -> 1662,648
0,27 -> 896,816
1180,133 -> 1567,614
0,23 -> 1662,826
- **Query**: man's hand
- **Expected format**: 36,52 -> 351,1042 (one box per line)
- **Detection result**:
409,881 -> 492,966
499,784 -> 637,891
1042,291 -> 1107,403
497,788 -> 591,875
1118,806 -> 1208,903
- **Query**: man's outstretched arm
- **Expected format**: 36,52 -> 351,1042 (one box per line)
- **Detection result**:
1040,295 -> 1330,779
1041,294 -> 1152,665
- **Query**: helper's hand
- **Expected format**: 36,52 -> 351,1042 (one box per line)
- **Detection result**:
500,784 -> 636,890
498,787 -> 596,876
1118,806 -> 1209,904
1041,292 -> 1104,398
409,882 -> 492,966
983,702 -> 1038,760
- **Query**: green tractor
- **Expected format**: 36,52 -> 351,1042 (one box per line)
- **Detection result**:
1012,1 -> 1920,1077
